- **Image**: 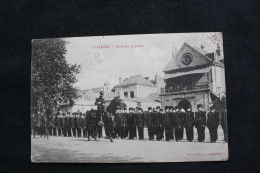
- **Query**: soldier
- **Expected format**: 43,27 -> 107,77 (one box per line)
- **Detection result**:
32,111 -> 39,138
128,108 -> 136,139
184,106 -> 195,142
66,112 -> 72,137
220,108 -> 228,142
61,113 -> 67,137
52,113 -> 58,136
86,109 -> 94,141
207,106 -> 220,143
57,111 -> 62,136
102,112 -> 114,142
154,106 -> 161,141
179,107 -> 186,140
82,113 -> 87,138
146,107 -> 154,140
114,107 -> 121,138
174,106 -> 183,142
71,113 -> 77,137
169,106 -> 175,140
195,104 -> 206,142
76,113 -> 82,137
122,108 -> 128,139
159,108 -> 165,140
95,91 -> 105,117
165,106 -> 172,141
136,108 -> 145,140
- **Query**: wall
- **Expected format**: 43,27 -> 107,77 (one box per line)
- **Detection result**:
115,85 -> 138,98
138,85 -> 158,98
161,90 -> 210,112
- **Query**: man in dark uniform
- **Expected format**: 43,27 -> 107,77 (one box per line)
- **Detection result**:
159,108 -> 166,140
220,108 -> 228,142
174,106 -> 183,141
154,106 -> 161,141
136,108 -> 145,140
114,107 -> 121,138
179,107 -> 186,140
32,111 -> 39,138
71,113 -> 77,137
165,106 -> 172,141
66,112 -> 72,137
184,106 -> 195,142
57,111 -> 62,136
52,113 -> 58,136
61,113 -> 67,137
128,108 -> 136,139
75,113 -> 82,137
207,106 -> 220,142
169,106 -> 175,140
95,91 -> 105,139
122,108 -> 128,139
195,104 -> 206,142
102,112 -> 114,142
82,113 -> 87,138
146,107 -> 154,140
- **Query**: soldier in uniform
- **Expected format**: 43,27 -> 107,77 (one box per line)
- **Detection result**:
207,106 -> 220,142
136,108 -> 145,140
82,113 -> 87,138
165,106 -> 172,141
195,104 -> 206,142
220,108 -> 228,142
179,107 -> 186,140
174,106 -> 183,142
52,113 -> 58,136
169,106 -> 175,140
184,106 -> 195,142
66,112 -> 72,137
102,112 -> 114,142
154,106 -> 161,141
159,108 -> 166,140
122,108 -> 128,139
128,108 -> 136,139
114,107 -> 120,138
76,113 -> 82,137
61,113 -> 67,137
57,111 -> 62,136
146,107 -> 154,140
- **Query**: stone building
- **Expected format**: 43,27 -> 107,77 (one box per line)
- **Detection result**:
160,42 -> 226,112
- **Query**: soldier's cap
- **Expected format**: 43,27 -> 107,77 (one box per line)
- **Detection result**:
138,107 -> 142,111
174,106 -> 179,109
160,109 -> 163,111
129,107 -> 132,110
197,104 -> 203,108
156,106 -> 160,109
124,108 -> 127,110
165,106 -> 169,110
132,108 -> 135,111
148,107 -> 152,111
169,106 -> 174,110
100,91 -> 104,95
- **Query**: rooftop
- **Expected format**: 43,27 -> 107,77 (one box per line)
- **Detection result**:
114,75 -> 155,88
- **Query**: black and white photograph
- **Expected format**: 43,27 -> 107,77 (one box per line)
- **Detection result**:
31,32 -> 228,163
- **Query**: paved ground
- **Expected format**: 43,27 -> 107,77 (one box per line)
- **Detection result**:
31,127 -> 228,163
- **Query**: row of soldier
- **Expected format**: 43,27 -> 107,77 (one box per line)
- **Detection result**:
31,104 -> 227,143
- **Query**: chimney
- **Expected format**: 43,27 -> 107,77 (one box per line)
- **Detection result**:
103,81 -> 110,95
119,77 -> 122,84
155,73 -> 159,85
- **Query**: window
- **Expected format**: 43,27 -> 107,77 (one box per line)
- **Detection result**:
130,91 -> 135,98
137,102 -> 141,108
166,99 -> 169,102
124,92 -> 128,98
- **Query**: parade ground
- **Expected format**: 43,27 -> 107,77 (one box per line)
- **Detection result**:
31,127 -> 228,163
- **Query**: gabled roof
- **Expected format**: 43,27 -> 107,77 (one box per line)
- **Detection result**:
163,42 -> 213,72
81,87 -> 103,94
79,89 -> 99,101
114,75 -> 155,88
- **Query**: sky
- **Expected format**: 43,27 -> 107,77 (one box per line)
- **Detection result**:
64,32 -> 222,90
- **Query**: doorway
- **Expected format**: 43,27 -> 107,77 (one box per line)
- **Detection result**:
178,99 -> 192,111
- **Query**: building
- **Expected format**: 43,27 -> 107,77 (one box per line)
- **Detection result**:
160,42 -> 226,112
109,75 -> 161,110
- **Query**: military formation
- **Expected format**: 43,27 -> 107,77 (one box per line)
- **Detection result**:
31,91 -> 228,143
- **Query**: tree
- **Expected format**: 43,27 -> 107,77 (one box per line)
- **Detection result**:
31,38 -> 81,112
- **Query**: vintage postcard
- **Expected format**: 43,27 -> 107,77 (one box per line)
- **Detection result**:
31,33 -> 228,162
